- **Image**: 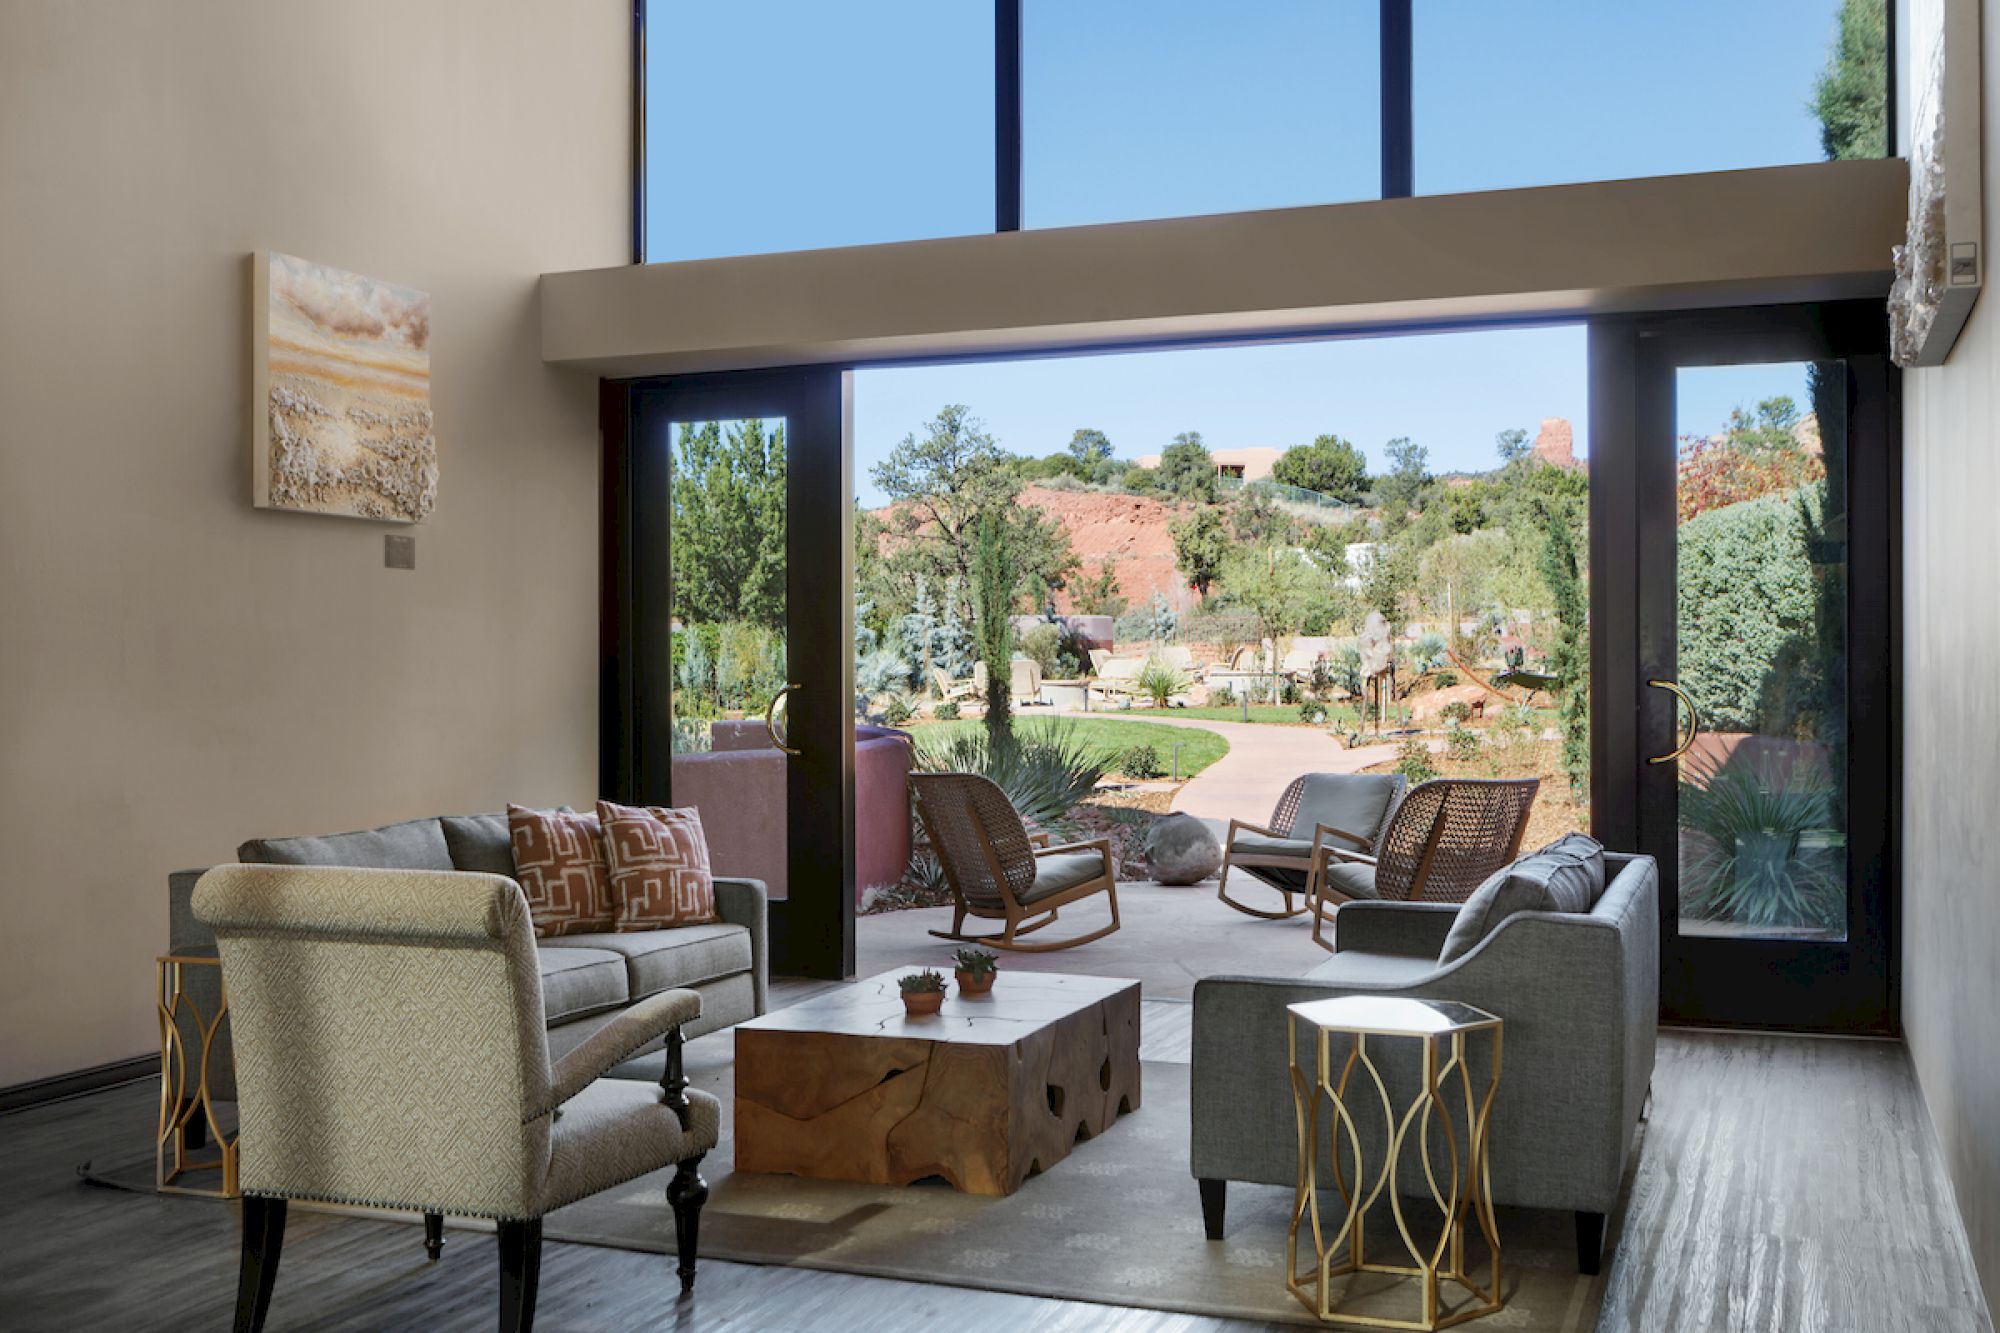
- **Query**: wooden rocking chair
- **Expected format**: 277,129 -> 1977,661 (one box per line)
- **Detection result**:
911,772 -> 1121,952
1308,776 -> 1540,951
1217,773 -> 1407,919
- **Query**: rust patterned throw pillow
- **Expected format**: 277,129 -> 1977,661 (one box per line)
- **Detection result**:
597,799 -> 718,931
507,804 -> 614,937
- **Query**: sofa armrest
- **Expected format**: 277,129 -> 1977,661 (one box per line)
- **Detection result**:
712,877 -> 768,1016
531,988 -> 702,1120
1331,900 -> 1460,957
170,868 -> 215,951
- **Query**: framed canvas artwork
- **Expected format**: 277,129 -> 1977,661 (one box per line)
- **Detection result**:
252,251 -> 436,522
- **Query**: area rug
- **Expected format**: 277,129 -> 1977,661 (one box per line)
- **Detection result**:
82,1050 -> 1619,1327
554,1051 -> 1616,1329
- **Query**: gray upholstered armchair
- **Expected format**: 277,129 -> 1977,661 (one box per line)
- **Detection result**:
1190,852 -> 1658,1275
193,865 -> 722,1332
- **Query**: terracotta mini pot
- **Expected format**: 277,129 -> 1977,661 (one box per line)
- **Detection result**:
901,989 -> 946,1016
954,969 -> 996,996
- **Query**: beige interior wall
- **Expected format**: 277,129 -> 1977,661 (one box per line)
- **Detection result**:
0,1 -> 626,1085
1902,1 -> 2000,1313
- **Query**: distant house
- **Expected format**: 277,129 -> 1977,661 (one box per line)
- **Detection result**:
1135,445 -> 1284,482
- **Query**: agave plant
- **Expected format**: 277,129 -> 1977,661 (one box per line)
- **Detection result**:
1678,751 -> 1843,931
1135,654 -> 1192,708
912,719 -> 1112,829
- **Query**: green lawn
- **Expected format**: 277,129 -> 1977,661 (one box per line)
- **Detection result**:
1125,705 -> 1310,725
907,716 -> 1230,779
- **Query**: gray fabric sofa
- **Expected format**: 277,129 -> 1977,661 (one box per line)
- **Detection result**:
1190,851 -> 1657,1275
167,812 -> 769,1102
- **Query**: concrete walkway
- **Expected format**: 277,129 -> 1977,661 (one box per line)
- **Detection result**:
1108,713 -> 1400,823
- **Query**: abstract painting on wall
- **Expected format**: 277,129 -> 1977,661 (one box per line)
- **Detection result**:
253,251 -> 436,522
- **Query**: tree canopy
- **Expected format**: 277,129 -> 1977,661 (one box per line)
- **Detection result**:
1156,431 -> 1218,501
1813,0 -> 1887,161
1066,428 -> 1113,467
671,419 -> 786,629
1271,434 -> 1369,501
1169,505 -> 1229,597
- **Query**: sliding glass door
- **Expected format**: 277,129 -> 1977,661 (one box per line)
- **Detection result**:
1593,305 -> 1896,1032
601,370 -> 855,979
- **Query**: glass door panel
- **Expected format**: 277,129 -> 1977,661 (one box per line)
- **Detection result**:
1672,363 -> 1849,943
1613,304 -> 1894,1033
667,418 -> 792,903
610,370 -> 855,980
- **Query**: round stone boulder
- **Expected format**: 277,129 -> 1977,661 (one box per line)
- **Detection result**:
1143,812 -> 1224,886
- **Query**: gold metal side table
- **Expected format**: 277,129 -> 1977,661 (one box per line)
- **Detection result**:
1286,996 -> 1503,1329
156,948 -> 239,1198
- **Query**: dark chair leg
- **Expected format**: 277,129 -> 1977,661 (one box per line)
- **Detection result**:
498,1218 -> 543,1333
667,1154 -> 709,1296
1575,1210 -> 1606,1276
233,1196 -> 286,1333
1199,1178 -> 1227,1240
423,1211 -> 445,1262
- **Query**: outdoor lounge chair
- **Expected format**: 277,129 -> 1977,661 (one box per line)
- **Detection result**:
1087,651 -> 1147,706
1217,773 -> 1407,920
1278,636 -> 1333,683
911,772 -> 1121,952
931,665 -> 979,708
1307,775 -> 1540,950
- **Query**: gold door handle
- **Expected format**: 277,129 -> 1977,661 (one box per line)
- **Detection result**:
1646,679 -> 1700,765
764,684 -> 802,756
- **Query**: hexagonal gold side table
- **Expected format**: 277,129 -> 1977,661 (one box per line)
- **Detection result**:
156,950 -> 238,1198
1286,996 -> 1503,1329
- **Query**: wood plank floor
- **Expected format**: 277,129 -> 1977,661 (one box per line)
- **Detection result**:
1,1024 -> 1988,1331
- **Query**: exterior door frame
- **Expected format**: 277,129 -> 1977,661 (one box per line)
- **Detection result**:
1590,301 -> 1899,1033
600,368 -> 856,979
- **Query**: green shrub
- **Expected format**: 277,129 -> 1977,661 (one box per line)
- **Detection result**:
1210,685 -> 1236,708
934,700 -> 961,721
1298,699 -> 1329,724
1445,725 -> 1482,762
1441,700 -> 1473,725
1019,623 -> 1064,678
1677,488 -> 1824,734
1118,744 -> 1165,779
1395,740 -> 1439,784
879,692 -> 915,726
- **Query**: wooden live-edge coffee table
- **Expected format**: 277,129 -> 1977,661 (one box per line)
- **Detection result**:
733,968 -> 1141,1196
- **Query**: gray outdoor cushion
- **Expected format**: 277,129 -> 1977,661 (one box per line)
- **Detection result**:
1303,949 -> 1437,988
1438,833 -> 1607,964
1229,833 -> 1314,859
237,816 -> 452,871
1291,773 -> 1404,847
536,946 -> 631,1025
1023,852 -> 1106,903
440,812 -> 515,876
557,924 -> 752,997
1321,860 -> 1380,901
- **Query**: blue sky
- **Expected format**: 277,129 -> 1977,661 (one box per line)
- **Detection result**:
647,1 -> 1844,501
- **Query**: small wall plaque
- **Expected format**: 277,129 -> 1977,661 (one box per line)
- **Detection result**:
385,534 -> 416,570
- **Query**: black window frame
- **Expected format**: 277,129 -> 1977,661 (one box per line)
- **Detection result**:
632,0 -> 1893,265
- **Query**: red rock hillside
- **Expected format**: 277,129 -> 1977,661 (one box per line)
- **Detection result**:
1019,486 -> 1192,613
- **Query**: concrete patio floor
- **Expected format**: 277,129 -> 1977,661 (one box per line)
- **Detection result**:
855,879 -> 1337,1001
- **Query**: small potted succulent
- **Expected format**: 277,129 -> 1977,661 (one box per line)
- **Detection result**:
953,947 -> 999,996
898,969 -> 948,1016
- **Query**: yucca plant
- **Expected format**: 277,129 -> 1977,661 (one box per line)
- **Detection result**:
912,719 -> 1112,829
1678,752 -> 1843,931
1134,654 -> 1192,708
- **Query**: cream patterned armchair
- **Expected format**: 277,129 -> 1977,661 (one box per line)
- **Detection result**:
193,864 -> 721,1333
